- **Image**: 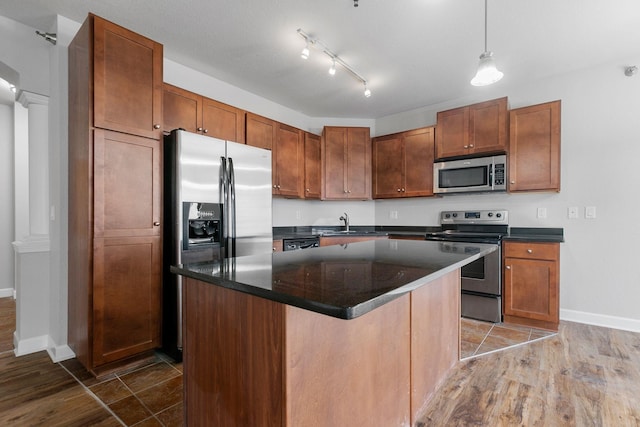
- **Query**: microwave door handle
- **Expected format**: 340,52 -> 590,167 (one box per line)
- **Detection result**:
489,164 -> 494,189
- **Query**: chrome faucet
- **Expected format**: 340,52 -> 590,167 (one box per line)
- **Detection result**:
339,212 -> 350,232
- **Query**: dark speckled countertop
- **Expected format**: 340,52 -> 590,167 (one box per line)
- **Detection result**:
171,239 -> 496,320
505,227 -> 564,243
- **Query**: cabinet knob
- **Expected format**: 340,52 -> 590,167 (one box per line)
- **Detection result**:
306,188 -> 310,192
401,188 -> 405,192
506,265 -> 511,270
347,190 -> 351,193
273,185 -> 277,188
527,249 -> 533,254
197,127 -> 203,132
153,221 -> 160,226
463,145 -> 469,149
397,189 -> 401,192
153,124 -> 161,129
277,185 -> 281,189
510,180 -> 515,184
469,144 -> 474,148
344,190 -> 348,193
203,129 -> 208,134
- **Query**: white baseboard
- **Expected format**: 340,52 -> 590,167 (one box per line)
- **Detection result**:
0,288 -> 14,298
13,331 -> 48,356
47,337 -> 75,363
561,309 -> 640,333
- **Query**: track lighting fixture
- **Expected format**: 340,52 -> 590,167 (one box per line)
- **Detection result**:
301,41 -> 310,60
297,28 -> 372,98
471,0 -> 503,86
36,30 -> 57,45
329,59 -> 337,76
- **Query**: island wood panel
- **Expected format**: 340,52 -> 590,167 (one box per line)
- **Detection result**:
319,235 -> 388,247
410,270 -> 460,424
182,277 -> 285,426
284,294 -> 411,426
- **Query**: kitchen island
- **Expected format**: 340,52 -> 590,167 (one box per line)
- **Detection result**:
171,239 -> 496,426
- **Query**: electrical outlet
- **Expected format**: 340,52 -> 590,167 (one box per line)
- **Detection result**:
585,206 -> 597,219
568,206 -> 578,219
295,210 -> 301,220
390,210 -> 398,220
537,207 -> 547,219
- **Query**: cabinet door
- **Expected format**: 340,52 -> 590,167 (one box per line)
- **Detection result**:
435,106 -> 469,159
275,124 -> 304,198
93,130 -> 161,238
322,127 -> 348,199
509,100 -> 561,192
403,127 -> 434,197
345,127 -> 371,199
93,236 -> 161,366
304,133 -> 322,199
202,97 -> 245,143
372,135 -> 403,199
246,113 -> 276,150
162,83 -> 202,134
93,15 -> 163,139
503,257 -> 559,324
469,97 -> 508,155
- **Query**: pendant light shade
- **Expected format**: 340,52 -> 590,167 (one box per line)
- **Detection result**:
471,51 -> 503,86
471,0 -> 503,86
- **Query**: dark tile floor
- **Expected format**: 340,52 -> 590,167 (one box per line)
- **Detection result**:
60,353 -> 184,427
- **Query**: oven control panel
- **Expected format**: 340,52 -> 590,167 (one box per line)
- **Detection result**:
440,210 -> 509,225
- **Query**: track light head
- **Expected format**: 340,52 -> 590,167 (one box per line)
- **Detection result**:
363,83 -> 371,98
301,42 -> 310,60
329,59 -> 336,75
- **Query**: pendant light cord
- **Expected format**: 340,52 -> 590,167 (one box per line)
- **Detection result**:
484,0 -> 488,52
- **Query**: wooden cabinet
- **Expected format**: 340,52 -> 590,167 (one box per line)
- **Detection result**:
508,100 -> 561,192
274,123 -> 304,198
68,14 -> 162,375
435,97 -> 508,159
503,241 -> 560,331
92,15 -> 163,140
322,126 -> 371,200
272,239 -> 283,252
372,127 -> 434,199
246,113 -> 304,198
163,83 -> 245,143
304,132 -> 322,199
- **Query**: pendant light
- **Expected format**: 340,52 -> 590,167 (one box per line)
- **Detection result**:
471,0 -> 503,86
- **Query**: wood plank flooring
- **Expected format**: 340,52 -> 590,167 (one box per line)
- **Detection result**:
2,297 -> 640,426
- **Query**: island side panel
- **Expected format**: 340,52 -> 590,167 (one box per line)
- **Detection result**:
182,277 -> 285,426
410,269 -> 461,424
284,294 -> 412,426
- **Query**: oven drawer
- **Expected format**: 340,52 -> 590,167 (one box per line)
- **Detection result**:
503,241 -> 558,260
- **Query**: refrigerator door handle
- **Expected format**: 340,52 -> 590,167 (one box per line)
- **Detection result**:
228,156 -> 237,258
220,156 -> 229,251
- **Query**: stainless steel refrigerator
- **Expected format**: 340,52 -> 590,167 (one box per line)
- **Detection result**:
162,129 -> 272,361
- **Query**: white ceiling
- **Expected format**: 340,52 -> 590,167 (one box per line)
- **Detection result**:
2,0 -> 640,118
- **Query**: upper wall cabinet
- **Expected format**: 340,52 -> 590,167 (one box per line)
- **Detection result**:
435,97 -> 508,159
92,15 -> 163,139
246,113 -> 304,198
322,126 -> 371,200
373,127 -> 434,199
508,100 -> 561,192
304,132 -> 322,199
163,83 -> 246,143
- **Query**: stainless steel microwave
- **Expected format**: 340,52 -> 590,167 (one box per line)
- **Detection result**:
433,154 -> 507,194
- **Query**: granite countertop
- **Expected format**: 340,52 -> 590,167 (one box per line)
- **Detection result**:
171,239 -> 496,320
504,227 -> 564,243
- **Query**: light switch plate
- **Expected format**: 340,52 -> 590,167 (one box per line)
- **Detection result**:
585,206 -> 597,219
568,206 -> 578,219
390,210 -> 398,219
537,207 -> 547,219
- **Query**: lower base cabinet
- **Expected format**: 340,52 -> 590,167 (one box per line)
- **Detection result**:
503,241 -> 559,330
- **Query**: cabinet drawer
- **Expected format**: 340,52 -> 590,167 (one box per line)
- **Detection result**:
503,242 -> 558,260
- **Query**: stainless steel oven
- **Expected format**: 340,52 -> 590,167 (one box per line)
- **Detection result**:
426,210 -> 508,323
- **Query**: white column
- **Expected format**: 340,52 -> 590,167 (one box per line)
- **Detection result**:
12,90 -> 51,357
17,90 -> 49,237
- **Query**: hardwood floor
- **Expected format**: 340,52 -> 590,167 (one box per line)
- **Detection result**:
418,321 -> 640,426
1,297 -> 640,426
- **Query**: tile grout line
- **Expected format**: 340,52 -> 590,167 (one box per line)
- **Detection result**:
472,323 -> 496,356
58,362 -> 127,427
114,368 -> 173,427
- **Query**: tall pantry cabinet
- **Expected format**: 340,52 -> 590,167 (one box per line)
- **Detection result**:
68,14 -> 163,375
